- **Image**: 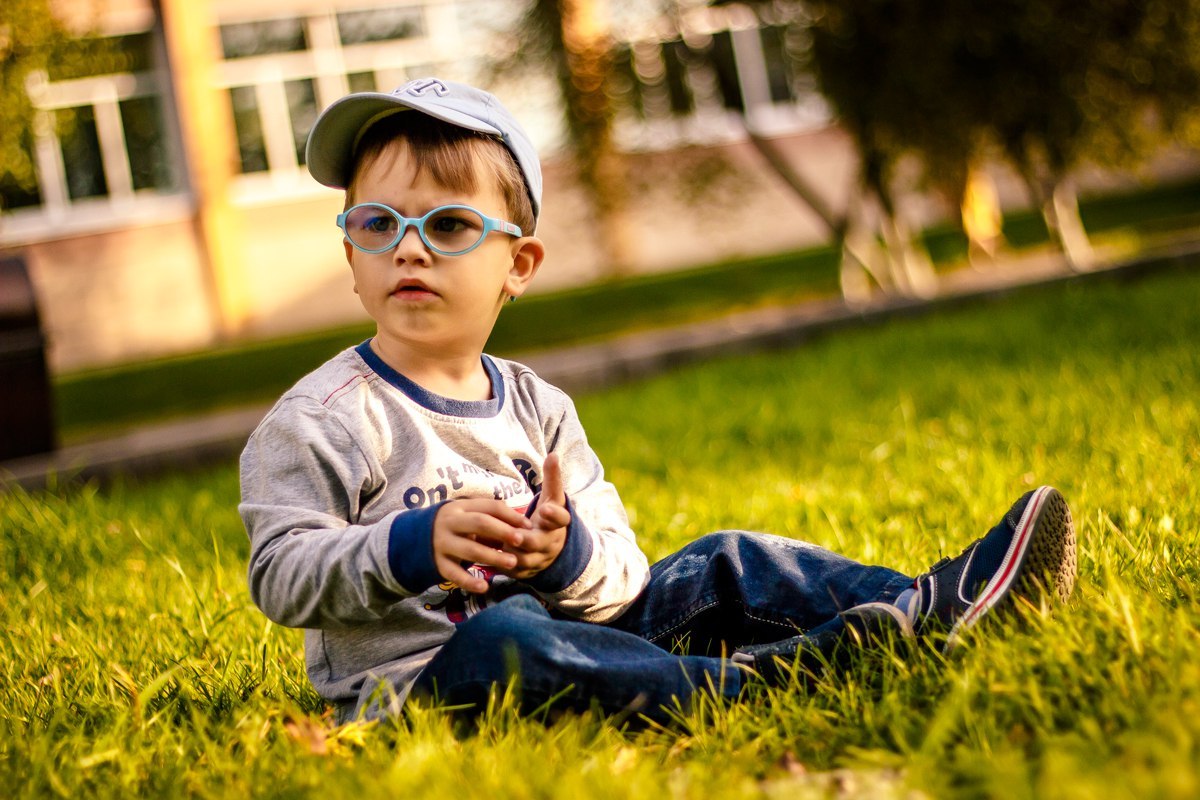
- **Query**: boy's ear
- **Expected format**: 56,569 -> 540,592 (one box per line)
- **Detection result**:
343,239 -> 359,294
504,236 -> 546,300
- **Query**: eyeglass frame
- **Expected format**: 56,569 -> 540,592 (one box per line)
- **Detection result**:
336,202 -> 524,256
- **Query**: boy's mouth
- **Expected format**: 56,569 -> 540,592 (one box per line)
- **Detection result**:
392,279 -> 437,298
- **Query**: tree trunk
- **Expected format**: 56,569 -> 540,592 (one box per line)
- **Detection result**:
866,165 -> 938,299
744,131 -> 841,232
880,210 -> 938,298
556,0 -> 635,275
840,187 -> 893,303
1045,179 -> 1095,272
745,131 -> 890,303
1017,163 -> 1095,272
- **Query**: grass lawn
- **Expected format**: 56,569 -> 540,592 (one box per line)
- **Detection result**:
3,262 -> 1200,797
50,177 -> 1200,441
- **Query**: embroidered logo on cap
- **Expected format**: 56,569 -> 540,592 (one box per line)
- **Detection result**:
399,78 -> 449,98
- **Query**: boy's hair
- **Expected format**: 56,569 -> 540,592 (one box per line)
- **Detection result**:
345,112 -> 536,237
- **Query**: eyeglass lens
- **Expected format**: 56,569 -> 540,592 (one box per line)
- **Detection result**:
343,205 -> 487,254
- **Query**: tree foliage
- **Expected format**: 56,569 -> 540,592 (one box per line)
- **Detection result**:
0,0 -> 118,210
802,0 -> 1200,226
1,0 -> 67,201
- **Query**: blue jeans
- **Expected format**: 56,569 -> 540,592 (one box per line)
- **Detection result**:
409,531 -> 913,724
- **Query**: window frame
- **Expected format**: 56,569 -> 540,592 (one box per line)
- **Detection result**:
1,62 -> 189,247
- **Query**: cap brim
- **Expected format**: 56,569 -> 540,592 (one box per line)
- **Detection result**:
305,93 -> 504,189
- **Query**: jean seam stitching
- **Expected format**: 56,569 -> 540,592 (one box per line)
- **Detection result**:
645,599 -> 802,645
644,598 -> 721,644
741,604 -> 803,632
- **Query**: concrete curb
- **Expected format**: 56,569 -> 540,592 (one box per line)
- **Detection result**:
4,239 -> 1197,492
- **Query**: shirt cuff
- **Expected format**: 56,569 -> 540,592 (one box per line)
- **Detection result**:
526,497 -> 593,594
387,503 -> 445,593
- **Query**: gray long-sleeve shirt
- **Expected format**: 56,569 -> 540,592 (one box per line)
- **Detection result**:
239,342 -> 649,718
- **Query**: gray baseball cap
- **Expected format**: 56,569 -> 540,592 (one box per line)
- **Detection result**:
305,77 -> 543,219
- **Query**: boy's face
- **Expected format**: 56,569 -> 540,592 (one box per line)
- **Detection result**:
344,139 -> 543,363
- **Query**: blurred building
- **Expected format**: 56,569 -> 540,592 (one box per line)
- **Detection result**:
2,0 -> 872,372
2,0 -> 1193,372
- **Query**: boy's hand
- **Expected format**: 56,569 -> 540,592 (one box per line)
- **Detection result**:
504,453 -> 570,580
432,500 -> 531,594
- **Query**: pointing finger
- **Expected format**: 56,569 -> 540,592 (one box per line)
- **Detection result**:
541,452 -> 565,507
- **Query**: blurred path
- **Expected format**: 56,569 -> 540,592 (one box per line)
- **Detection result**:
4,237 -> 1198,492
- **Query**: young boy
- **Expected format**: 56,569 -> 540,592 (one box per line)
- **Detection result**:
240,77 -> 1077,725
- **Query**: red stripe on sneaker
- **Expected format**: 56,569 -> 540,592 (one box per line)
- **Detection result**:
959,486 -> 1049,629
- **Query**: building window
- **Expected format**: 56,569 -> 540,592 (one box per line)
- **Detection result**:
760,25 -> 798,104
217,5 -> 441,184
611,5 -> 831,147
229,86 -> 269,174
121,96 -> 172,191
1,25 -> 181,232
47,31 -> 156,81
285,79 -> 319,166
347,71 -> 378,93
0,134 -> 44,211
57,106 -> 109,200
336,8 -> 425,45
220,19 -> 309,59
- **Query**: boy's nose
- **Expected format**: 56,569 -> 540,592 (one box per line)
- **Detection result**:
392,224 -> 431,264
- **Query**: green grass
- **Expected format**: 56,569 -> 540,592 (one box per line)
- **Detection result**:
50,178 -> 1200,441
51,247 -> 840,441
4,260 -> 1200,796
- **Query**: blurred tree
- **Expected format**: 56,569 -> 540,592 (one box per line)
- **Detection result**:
0,0 -> 118,213
802,0 -> 1200,270
0,0 -> 68,211
802,0 -> 970,283
972,0 -> 1200,269
513,0 -> 635,274
706,0 -> 940,298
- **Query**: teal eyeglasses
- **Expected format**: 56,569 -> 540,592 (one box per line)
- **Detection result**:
337,203 -> 523,256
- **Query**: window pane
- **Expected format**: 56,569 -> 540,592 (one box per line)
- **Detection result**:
708,31 -> 744,112
0,132 -> 43,211
229,87 -> 269,173
612,46 -> 646,118
120,96 -> 175,191
48,32 -> 156,81
337,8 -> 425,45
220,19 -> 308,59
347,71 -> 378,93
761,26 -> 795,104
285,79 -> 318,166
662,40 -> 695,116
57,107 -> 109,200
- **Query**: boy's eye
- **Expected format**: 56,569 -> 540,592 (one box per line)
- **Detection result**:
346,205 -> 398,237
363,215 -> 394,233
429,217 -> 464,234
427,211 -> 479,234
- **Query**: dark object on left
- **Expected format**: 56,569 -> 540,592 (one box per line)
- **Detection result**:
0,253 -> 57,460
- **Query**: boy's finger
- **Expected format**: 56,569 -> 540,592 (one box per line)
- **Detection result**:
532,501 -> 571,530
541,452 -> 565,506
447,538 -> 519,572
435,557 -> 489,594
455,499 -> 533,532
488,502 -> 535,530
458,511 -> 528,548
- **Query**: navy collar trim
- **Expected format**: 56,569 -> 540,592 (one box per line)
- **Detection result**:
354,341 -> 504,418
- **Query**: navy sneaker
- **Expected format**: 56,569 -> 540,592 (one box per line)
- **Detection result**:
731,602 -> 914,686
910,485 -> 1077,650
